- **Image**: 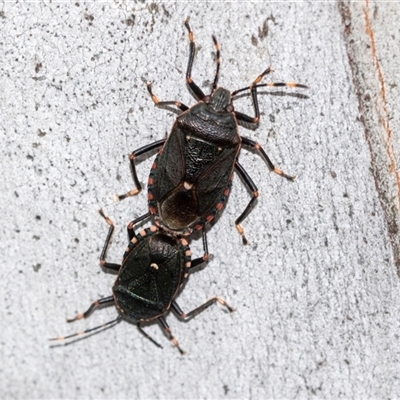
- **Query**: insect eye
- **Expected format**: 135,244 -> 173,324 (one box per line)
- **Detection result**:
226,104 -> 234,113
204,95 -> 211,103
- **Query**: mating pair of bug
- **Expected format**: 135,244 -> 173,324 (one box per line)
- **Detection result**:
52,19 -> 307,353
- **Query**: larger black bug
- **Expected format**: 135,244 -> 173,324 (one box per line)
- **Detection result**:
119,18 -> 307,244
51,210 -> 233,354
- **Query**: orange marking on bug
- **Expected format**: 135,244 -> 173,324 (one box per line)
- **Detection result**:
171,336 -> 185,355
148,177 -> 154,185
216,202 -> 223,210
206,215 -> 214,222
215,297 -> 235,312
236,224 -> 245,236
150,226 -> 158,233
148,193 -> 154,200
99,210 -> 113,227
66,313 -> 84,323
236,224 -> 248,245
126,189 -> 140,197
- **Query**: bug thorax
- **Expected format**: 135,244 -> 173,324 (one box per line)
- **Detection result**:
205,87 -> 233,113
147,234 -> 181,263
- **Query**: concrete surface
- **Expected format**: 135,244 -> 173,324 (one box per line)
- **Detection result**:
1,1 -> 400,399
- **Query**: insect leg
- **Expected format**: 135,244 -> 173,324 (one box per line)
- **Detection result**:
98,209 -> 121,271
136,323 -> 163,349
234,161 -> 259,245
146,82 -> 189,113
126,212 -> 152,241
232,68 -> 308,125
158,316 -> 185,355
117,139 -> 166,201
66,296 -> 115,323
184,18 -> 206,100
171,297 -> 234,321
190,227 -> 211,269
241,136 -> 295,180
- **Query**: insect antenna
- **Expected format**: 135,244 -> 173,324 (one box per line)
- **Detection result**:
211,34 -> 221,93
137,324 -> 163,349
232,81 -> 308,97
49,315 -> 123,343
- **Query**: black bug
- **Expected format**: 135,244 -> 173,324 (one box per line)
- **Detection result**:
50,210 -> 233,354
119,18 -> 307,244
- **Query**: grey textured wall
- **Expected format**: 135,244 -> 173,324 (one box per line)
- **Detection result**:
1,1 -> 400,398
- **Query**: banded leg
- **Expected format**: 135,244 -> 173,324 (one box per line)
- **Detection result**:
234,161 -> 259,245
184,17 -> 221,99
117,139 -> 166,201
126,212 -> 152,241
171,296 -> 234,320
147,19 -> 221,110
145,18 -> 197,113
158,315 -> 185,355
241,136 -> 295,181
147,82 -> 189,112
66,296 -> 115,323
49,211 -> 121,343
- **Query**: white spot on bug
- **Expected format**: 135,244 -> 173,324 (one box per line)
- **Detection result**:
150,263 -> 159,270
184,181 -> 193,190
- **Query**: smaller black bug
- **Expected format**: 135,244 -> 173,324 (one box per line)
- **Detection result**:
118,18 -> 307,244
50,210 -> 233,354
